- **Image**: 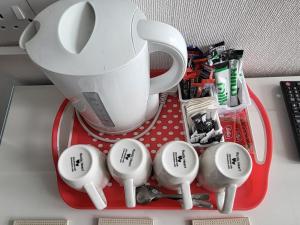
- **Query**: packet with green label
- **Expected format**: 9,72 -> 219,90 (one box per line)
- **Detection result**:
229,50 -> 244,107
229,59 -> 239,106
214,62 -> 230,106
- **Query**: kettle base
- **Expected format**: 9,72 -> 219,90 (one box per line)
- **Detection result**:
79,95 -> 160,136
85,118 -> 147,135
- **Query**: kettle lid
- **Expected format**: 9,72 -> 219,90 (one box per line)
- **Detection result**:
21,0 -> 147,75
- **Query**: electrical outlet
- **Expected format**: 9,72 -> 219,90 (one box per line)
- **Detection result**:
27,0 -> 58,14
0,0 -> 35,46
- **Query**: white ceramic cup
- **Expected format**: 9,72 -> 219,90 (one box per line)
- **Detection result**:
58,144 -> 110,210
107,139 -> 152,208
153,141 -> 199,210
197,142 -> 252,214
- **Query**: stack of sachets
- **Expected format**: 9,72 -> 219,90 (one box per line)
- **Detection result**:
179,42 -> 249,147
208,41 -> 245,107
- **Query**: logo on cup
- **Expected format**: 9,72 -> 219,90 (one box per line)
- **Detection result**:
231,158 -> 237,165
177,155 -> 183,162
120,148 -> 136,167
125,154 -> 131,160
70,152 -> 85,172
172,150 -> 187,168
226,152 -> 242,172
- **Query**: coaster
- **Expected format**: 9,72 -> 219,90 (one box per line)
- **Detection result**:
13,220 -> 69,225
192,217 -> 250,225
99,217 -> 153,225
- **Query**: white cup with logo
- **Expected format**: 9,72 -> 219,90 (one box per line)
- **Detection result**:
57,144 -> 110,210
197,142 -> 252,214
107,139 -> 152,208
153,141 -> 199,209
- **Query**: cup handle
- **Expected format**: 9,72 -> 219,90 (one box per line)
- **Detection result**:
179,182 -> 193,210
84,182 -> 107,210
216,184 -> 237,214
124,179 -> 136,208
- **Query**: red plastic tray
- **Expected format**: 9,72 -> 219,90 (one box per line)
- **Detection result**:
51,87 -> 272,210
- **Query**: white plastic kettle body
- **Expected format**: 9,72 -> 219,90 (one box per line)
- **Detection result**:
20,0 -> 187,133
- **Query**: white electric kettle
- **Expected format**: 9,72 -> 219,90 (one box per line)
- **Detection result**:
19,0 -> 187,133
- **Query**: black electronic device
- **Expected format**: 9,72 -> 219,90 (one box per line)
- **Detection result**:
280,81 -> 300,155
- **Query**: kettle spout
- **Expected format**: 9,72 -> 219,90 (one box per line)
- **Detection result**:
19,20 -> 40,49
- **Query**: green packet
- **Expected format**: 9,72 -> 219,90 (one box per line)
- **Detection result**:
229,50 -> 244,75
229,59 -> 239,106
214,62 -> 230,106
229,50 -> 244,107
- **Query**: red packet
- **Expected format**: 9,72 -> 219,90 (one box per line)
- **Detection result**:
240,116 -> 254,153
220,117 -> 236,142
235,117 -> 247,147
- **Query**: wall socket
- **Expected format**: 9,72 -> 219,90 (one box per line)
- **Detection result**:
0,0 -> 35,46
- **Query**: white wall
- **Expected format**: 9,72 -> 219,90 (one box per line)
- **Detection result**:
131,0 -> 300,77
0,0 -> 299,84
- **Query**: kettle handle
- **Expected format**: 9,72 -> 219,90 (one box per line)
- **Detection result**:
137,20 -> 187,95
19,21 -> 40,49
